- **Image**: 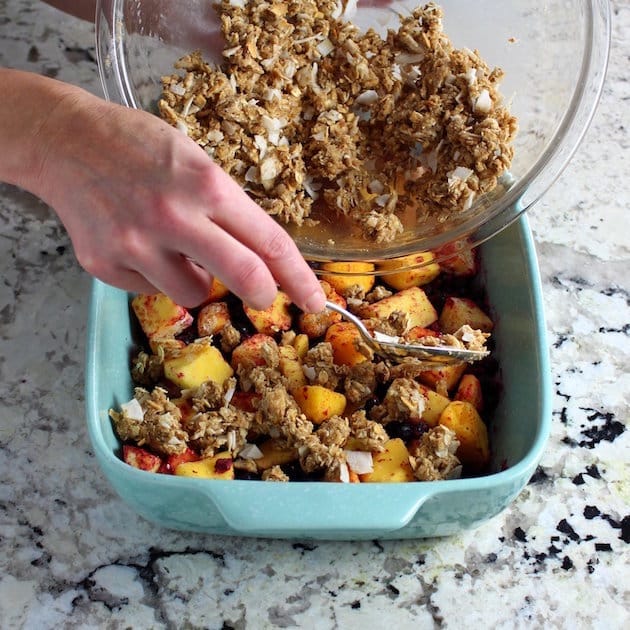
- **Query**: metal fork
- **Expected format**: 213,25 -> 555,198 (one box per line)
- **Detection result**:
324,301 -> 489,365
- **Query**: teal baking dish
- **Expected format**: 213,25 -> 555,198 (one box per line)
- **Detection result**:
85,214 -> 551,540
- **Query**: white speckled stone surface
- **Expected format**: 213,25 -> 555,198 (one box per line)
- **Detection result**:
1,2 -> 628,628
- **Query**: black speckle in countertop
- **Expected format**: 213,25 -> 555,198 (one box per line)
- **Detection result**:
513,527 -> 528,543
553,333 -> 570,349
601,285 -> 630,301
528,465 -> 550,485
561,556 -> 574,571
291,542 -> 318,554
27,44 -> 39,62
584,505 -> 601,519
63,44 -> 96,64
572,464 -> 602,485
557,406 -> 570,425
579,505 -> 630,544
599,323 -> 630,335
577,409 -> 625,448
386,584 -> 400,597
557,519 -> 581,542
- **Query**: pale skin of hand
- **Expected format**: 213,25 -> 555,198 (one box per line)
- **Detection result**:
1,1 -> 327,312
3,1 -> 393,311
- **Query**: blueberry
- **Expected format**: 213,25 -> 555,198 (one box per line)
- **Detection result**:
387,420 -> 429,443
234,469 -> 260,481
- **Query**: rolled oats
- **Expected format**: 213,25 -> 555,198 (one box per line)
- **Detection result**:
159,1 -> 516,243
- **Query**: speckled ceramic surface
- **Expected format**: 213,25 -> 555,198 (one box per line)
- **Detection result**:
1,1 -> 628,628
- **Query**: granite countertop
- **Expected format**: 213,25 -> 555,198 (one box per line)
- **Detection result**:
1,2 -> 628,628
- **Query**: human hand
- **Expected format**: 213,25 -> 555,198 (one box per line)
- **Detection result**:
32,85 -> 326,313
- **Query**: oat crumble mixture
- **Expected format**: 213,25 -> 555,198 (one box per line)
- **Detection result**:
158,0 -> 517,243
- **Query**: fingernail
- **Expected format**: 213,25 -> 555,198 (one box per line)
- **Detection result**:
304,290 -> 326,313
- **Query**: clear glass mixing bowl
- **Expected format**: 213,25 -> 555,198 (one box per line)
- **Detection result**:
96,0 -> 610,271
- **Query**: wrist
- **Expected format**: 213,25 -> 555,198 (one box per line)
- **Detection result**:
0,69 -> 94,198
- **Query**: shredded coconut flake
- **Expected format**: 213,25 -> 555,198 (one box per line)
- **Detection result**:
121,398 -> 144,422
170,83 -> 186,96
339,462 -> 351,483
474,89 -> 492,114
356,90 -> 379,106
344,450 -> 373,474
239,443 -> 264,460
223,385 -> 236,407
373,331 -> 400,344
447,166 -> 474,186
317,38 -> 335,57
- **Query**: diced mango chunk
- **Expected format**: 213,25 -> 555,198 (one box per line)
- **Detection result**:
254,439 -> 298,470
360,287 -> 438,329
325,321 -> 369,366
320,261 -> 376,296
175,451 -> 234,479
292,385 -> 347,424
164,341 -> 233,389
379,252 -> 441,290
359,439 -> 414,482
433,240 -> 477,276
439,297 -> 494,334
439,401 -> 490,469
244,291 -> 293,335
231,334 -> 278,371
418,362 -> 467,395
131,293 -> 193,340
454,374 -> 484,411
293,333 -> 309,360
279,345 -> 307,391
206,277 -> 230,302
416,384 -> 451,427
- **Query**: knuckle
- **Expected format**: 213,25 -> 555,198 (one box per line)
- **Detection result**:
74,248 -> 101,277
235,258 -> 275,298
116,228 -> 148,262
178,282 -> 212,309
258,229 -> 294,263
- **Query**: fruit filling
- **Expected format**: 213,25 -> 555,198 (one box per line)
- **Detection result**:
110,242 -> 500,482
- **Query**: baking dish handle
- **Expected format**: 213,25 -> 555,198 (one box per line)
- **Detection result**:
203,483 -> 439,536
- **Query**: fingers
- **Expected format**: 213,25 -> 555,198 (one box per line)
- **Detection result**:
88,266 -> 160,297
135,252 -> 216,308
198,165 -> 326,313
172,218 -> 282,311
92,252 -> 215,308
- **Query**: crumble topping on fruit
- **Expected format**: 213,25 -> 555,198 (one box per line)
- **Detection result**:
409,424 -> 462,481
158,0 -> 517,243
111,242 -> 497,482
262,466 -> 290,482
372,377 -> 428,425
110,387 -> 188,456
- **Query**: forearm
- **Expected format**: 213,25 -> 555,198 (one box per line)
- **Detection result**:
0,68 -> 94,197
41,1 -> 97,22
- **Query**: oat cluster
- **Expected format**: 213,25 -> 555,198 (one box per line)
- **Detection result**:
111,333 -> 462,482
158,0 -> 517,243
